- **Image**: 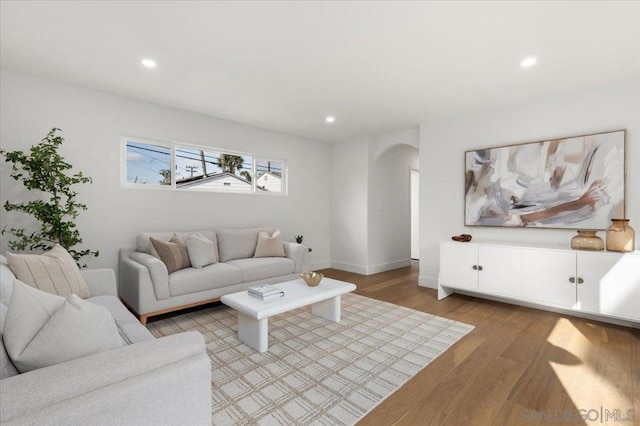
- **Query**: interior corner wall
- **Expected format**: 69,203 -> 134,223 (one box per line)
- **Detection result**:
418,80 -> 640,288
0,69 -> 332,272
330,137 -> 370,273
367,144 -> 418,274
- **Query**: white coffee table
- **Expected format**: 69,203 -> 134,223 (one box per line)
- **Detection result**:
220,278 -> 356,352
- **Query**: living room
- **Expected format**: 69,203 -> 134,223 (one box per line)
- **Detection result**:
1,1 -> 639,425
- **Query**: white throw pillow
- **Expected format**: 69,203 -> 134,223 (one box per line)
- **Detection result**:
254,229 -> 286,258
3,280 -> 122,373
185,234 -> 217,268
6,244 -> 89,298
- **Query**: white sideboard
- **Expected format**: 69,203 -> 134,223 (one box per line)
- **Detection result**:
438,241 -> 640,324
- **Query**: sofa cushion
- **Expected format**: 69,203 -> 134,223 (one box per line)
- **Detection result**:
186,233 -> 217,268
1,303 -> 19,379
169,262 -> 243,297
254,229 -> 286,258
4,281 -> 122,373
226,257 -> 296,282
6,245 -> 89,298
217,227 -> 275,262
88,296 -> 155,344
137,231 -> 218,260
1,255 -> 14,306
2,256 -> 25,378
151,235 -> 191,274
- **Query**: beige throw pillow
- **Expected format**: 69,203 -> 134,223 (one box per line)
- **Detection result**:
6,244 -> 89,298
254,229 -> 286,258
3,280 -> 122,373
185,234 -> 217,268
150,234 -> 191,274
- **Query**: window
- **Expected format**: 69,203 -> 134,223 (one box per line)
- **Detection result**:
255,159 -> 283,193
122,138 -> 286,195
175,147 -> 254,193
124,141 -> 172,187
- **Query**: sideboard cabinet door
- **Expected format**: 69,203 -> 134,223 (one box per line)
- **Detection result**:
522,249 -> 577,308
439,242 -> 478,291
578,252 -> 640,321
478,246 -> 523,298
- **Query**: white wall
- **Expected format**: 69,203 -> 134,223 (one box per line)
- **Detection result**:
368,144 -> 418,273
330,137 -> 370,273
411,170 -> 419,259
369,127 -> 419,162
0,69 -> 332,272
330,128 -> 419,275
419,81 -> 640,288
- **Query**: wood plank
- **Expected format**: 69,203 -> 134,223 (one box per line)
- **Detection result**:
317,262 -> 639,426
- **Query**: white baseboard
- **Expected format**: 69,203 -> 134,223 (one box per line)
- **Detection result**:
418,275 -> 438,289
309,260 -> 331,271
330,259 -> 412,276
366,259 -> 411,275
329,261 -> 368,275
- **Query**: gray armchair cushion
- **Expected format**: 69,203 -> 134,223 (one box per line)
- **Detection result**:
4,281 -> 122,373
1,303 -> 19,379
88,295 -> 155,344
1,256 -> 14,306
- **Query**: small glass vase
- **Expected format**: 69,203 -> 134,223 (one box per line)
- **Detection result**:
571,230 -> 604,251
606,219 -> 635,252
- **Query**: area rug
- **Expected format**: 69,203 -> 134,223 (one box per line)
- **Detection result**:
147,293 -> 473,425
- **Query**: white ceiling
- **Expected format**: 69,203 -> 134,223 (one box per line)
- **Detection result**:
1,1 -> 639,143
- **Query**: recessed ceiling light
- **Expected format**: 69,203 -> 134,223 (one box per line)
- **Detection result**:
141,58 -> 157,68
521,57 -> 537,68
325,116 -> 335,124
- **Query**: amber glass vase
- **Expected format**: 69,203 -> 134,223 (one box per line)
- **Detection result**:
606,219 -> 635,252
571,230 -> 604,251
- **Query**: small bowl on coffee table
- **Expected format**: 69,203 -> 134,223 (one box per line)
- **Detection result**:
301,272 -> 323,287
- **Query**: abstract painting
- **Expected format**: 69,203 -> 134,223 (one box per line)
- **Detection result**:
465,130 -> 625,229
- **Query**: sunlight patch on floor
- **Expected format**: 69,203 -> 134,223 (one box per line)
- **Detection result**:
546,318 -> 633,420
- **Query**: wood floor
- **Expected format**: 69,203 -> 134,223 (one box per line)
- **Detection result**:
319,263 -> 640,426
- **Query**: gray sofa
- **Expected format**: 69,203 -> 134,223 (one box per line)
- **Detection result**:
119,227 -> 309,324
0,255 -> 211,425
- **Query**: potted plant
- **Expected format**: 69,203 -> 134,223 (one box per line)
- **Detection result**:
1,128 -> 98,266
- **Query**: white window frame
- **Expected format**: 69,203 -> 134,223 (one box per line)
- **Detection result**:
121,137 -> 175,190
254,156 -> 287,194
121,136 -> 287,196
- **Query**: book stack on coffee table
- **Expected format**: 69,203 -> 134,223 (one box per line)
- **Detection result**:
248,284 -> 284,301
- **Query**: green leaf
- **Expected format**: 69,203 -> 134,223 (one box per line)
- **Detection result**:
1,128 -> 99,266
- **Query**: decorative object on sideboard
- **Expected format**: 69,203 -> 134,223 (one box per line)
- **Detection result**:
300,271 -> 323,287
464,129 -> 625,229
570,230 -> 604,251
295,235 -> 303,244
451,234 -> 472,242
0,128 -> 99,267
606,219 -> 635,252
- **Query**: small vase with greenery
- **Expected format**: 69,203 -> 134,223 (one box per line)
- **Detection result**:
1,128 -> 99,267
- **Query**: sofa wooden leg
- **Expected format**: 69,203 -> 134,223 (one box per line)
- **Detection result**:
139,315 -> 148,325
